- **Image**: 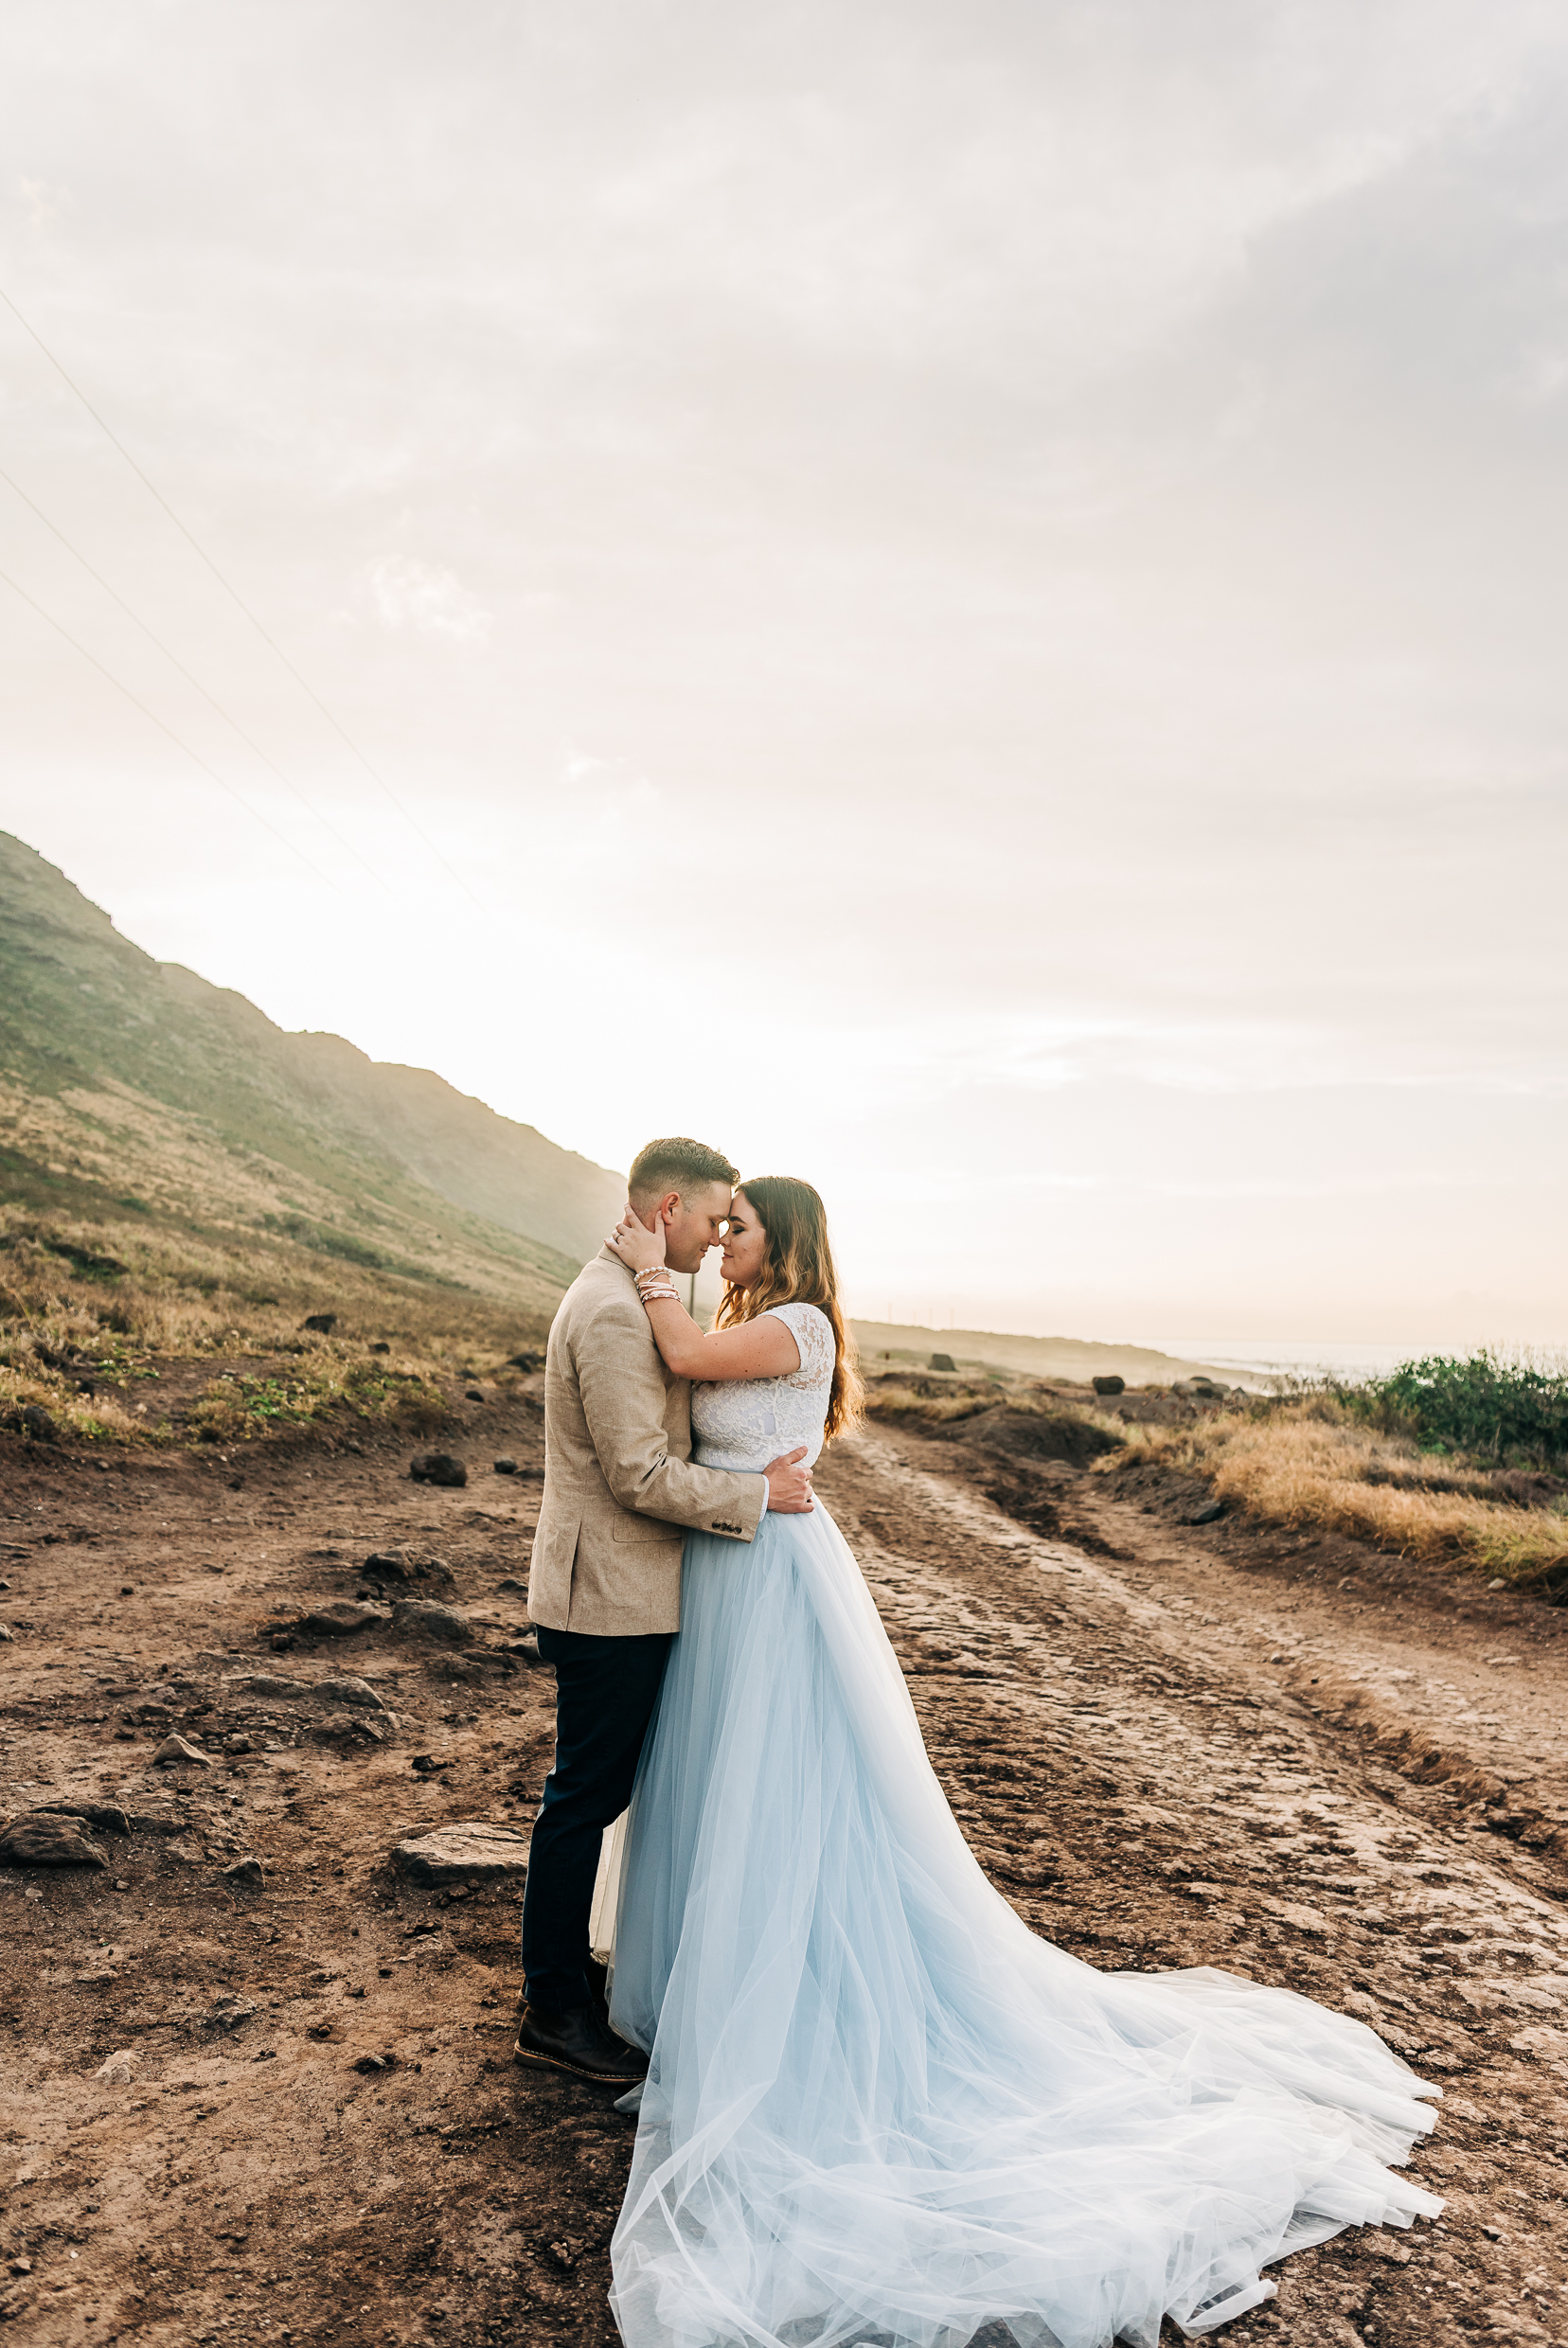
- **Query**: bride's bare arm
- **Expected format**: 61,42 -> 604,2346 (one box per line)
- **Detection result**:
606,1208 -> 802,1382
640,1294 -> 801,1382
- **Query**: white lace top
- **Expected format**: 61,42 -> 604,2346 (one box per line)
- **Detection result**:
690,1301 -> 837,1472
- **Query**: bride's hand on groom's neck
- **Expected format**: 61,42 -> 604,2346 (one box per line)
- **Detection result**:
608,1203 -> 668,1274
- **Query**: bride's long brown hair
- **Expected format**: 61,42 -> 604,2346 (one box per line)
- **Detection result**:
715,1176 -> 864,1440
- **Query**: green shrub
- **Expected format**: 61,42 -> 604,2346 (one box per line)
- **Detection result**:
1363,1351 -> 1568,1466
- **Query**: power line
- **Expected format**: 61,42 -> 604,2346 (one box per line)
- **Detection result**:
0,562 -> 339,893
0,280 -> 486,912
0,459 -> 391,894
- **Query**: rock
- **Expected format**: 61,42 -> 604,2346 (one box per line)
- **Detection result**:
306,1711 -> 390,1751
498,1635 -> 542,1665
410,1753 -> 448,1776
411,1451 -> 468,1487
427,1654 -> 487,1684
36,1802 -> 131,1837
352,2052 -> 399,2074
92,2049 -> 136,2083
7,1401 -> 59,1442
392,1821 -> 531,1886
223,1670 -> 394,1715
299,1601 -> 390,1638
1185,1499 -> 1223,1525
498,1574 -> 524,1591
0,1811 -> 109,1868
368,1340 -> 391,1354
302,1312 -> 337,1334
152,1734 -> 212,1767
362,1545 -> 454,1588
493,1457 -> 519,1475
223,1857 -> 265,1887
392,1599 -> 475,1646
508,1350 -> 543,1373
1091,1374 -> 1126,1396
928,1352 -> 957,1373
0,1626 -> 10,1643
208,1995 -> 258,2031
464,1387 -> 485,1402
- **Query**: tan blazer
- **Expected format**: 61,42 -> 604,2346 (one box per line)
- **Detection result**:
526,1248 -> 767,1637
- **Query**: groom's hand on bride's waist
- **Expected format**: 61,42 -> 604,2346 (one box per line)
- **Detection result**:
764,1448 -> 814,1513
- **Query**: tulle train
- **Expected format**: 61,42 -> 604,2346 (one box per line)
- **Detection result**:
608,1504 -> 1441,2348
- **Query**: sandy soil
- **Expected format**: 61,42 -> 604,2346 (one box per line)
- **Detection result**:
2,1371 -> 1566,2347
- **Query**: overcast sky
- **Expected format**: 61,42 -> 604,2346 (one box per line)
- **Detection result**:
3,1 -> 1565,1348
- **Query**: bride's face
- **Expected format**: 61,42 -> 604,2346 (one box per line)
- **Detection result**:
720,1192 -> 770,1289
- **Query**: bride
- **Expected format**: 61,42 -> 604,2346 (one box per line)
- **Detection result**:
603,1176 -> 1440,2348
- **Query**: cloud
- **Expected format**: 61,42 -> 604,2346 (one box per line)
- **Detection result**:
356,556 -> 490,646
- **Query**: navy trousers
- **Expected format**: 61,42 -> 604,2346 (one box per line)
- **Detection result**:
520,1626 -> 674,2014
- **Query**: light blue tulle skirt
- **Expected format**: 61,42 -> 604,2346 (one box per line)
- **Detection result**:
607,1503 -> 1440,2348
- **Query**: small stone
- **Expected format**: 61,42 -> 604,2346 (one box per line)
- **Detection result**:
368,1339 -> 391,1353
391,1599 -> 475,1647
119,1585 -> 134,1596
352,2052 -> 398,2074
8,2256 -> 31,2275
1487,1578 -> 1506,1591
498,1574 -> 524,1590
306,1711 -> 389,1750
493,1457 -> 519,1475
152,1734 -> 211,1767
928,1353 -> 956,1373
223,1857 -> 265,1887
223,1733 -> 253,1753
209,1995 -> 259,2031
362,1545 -> 454,1588
302,1313 -> 337,1334
36,1801 -> 131,1836
428,1654 -> 487,1684
299,1601 -> 390,1638
0,1626 -> 12,1643
114,1877 -> 129,1891
307,2022 -> 334,2041
465,1388 -> 485,1402
0,1812 -> 109,1868
1091,1374 -> 1126,1396
91,2047 -> 135,2084
1185,1500 -> 1223,1525
508,1350 -> 543,1373
223,1670 -> 394,1716
392,1821 -> 531,1886
410,1452 -> 468,1487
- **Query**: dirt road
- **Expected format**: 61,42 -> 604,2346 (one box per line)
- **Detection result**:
2,1379 -> 1566,2346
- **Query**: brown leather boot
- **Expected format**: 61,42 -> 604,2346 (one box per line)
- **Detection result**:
513,2001 -> 648,2085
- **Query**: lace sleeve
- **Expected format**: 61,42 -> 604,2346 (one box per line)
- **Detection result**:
767,1302 -> 836,1388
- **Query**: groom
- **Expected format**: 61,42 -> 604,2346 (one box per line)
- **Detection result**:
516,1135 -> 815,2082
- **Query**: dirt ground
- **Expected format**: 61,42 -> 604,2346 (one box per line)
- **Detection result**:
2,1368 -> 1566,2347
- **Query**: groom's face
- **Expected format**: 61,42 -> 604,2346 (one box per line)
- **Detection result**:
662,1181 -> 734,1276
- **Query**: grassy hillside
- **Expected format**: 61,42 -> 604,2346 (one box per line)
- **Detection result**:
0,830 -> 629,1448
0,830 -> 624,1273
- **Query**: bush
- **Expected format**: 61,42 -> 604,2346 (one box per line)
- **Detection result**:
1365,1352 -> 1568,1467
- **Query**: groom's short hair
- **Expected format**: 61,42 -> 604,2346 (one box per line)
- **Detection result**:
628,1136 -> 739,1207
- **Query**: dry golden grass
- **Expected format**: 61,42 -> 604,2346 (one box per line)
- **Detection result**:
1105,1396 -> 1568,1592
865,1380 -> 1003,1424
0,1204 -> 551,1450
